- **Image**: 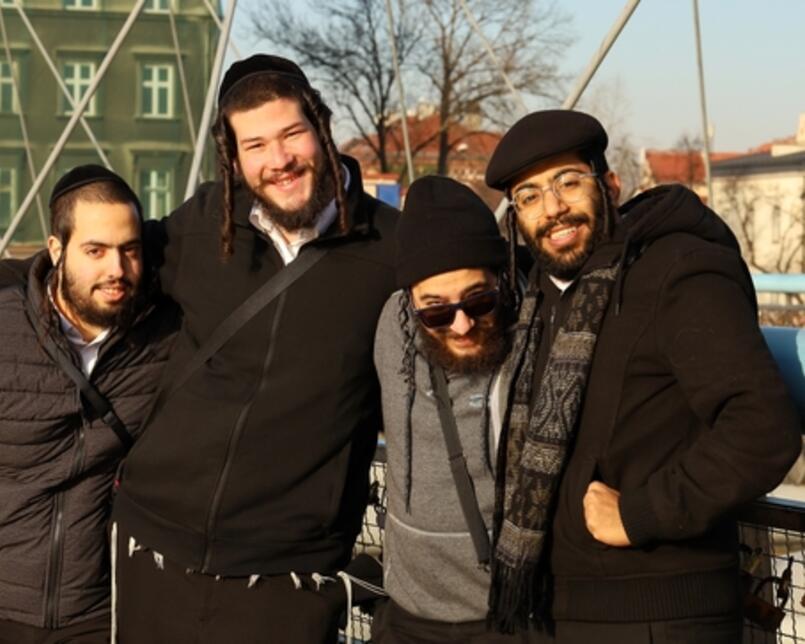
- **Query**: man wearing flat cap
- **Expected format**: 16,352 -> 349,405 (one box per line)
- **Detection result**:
483,109 -> 801,643
0,165 -> 177,642
373,175 -> 551,643
110,54 -> 398,642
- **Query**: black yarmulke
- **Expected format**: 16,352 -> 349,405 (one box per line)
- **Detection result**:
218,54 -> 310,106
49,164 -> 141,215
485,109 -> 608,190
396,175 -> 506,288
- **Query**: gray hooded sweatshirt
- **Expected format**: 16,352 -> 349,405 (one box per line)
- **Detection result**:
374,291 -> 502,623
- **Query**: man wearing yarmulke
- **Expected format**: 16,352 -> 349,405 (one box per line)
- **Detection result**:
0,165 -> 177,643
483,110 -> 801,643
111,54 -> 398,642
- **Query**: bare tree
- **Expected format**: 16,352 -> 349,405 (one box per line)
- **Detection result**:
251,0 -> 420,173
578,79 -> 641,201
719,177 -> 803,274
416,0 -> 572,174
673,133 -> 705,190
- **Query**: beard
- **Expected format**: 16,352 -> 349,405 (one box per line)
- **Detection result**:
525,190 -> 609,281
58,262 -> 139,331
246,159 -> 335,232
419,312 -> 512,375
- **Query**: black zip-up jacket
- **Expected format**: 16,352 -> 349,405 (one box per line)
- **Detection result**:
113,156 -> 399,576
0,252 -> 178,628
531,185 -> 802,622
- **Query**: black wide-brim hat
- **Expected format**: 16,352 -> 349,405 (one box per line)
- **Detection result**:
49,164 -> 141,216
485,109 -> 608,191
218,54 -> 311,106
396,175 -> 506,289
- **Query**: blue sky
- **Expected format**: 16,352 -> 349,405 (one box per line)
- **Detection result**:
230,0 -> 805,153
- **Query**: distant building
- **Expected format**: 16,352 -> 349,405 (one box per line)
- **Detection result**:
0,0 -> 219,246
638,148 -> 739,203
711,115 -> 805,274
341,109 -> 503,209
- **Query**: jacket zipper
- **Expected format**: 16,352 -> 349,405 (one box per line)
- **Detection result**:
200,291 -> 288,572
44,420 -> 86,628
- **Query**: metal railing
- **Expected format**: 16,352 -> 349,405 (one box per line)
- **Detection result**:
345,446 -> 805,643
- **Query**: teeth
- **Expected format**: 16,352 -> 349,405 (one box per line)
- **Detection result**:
550,226 -> 577,240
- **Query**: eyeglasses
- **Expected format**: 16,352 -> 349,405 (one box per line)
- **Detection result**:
511,170 -> 597,220
413,289 -> 500,329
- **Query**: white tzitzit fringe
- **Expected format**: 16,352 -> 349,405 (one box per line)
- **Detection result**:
336,572 -> 354,644
110,522 -> 118,644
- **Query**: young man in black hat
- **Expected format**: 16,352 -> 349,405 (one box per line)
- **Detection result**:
373,175 -> 545,643
0,165 -> 177,643
110,54 -> 398,642
482,109 -> 801,643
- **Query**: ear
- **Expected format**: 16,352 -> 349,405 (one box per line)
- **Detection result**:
603,170 -> 622,205
47,235 -> 63,267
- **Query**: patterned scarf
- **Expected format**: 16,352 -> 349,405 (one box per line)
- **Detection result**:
488,264 -> 618,632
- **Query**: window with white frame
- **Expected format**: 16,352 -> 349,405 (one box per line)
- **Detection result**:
62,61 -> 97,116
64,0 -> 98,9
0,61 -> 19,114
0,0 -> 18,8
141,64 -> 174,118
771,205 -> 781,244
0,167 -> 16,230
144,0 -> 171,13
140,169 -> 172,220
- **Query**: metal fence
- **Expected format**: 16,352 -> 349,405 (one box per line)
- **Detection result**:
343,447 -> 805,644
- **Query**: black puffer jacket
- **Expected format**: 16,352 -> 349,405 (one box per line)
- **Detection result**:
0,252 -> 178,628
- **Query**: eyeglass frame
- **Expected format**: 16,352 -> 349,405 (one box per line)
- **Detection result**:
509,170 -> 598,220
410,287 -> 501,329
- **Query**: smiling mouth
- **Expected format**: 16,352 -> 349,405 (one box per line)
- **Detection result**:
549,226 -> 578,241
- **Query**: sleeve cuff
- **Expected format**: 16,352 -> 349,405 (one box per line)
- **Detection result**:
619,486 -> 660,548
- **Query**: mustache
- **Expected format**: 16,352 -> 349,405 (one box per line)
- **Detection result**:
535,213 -> 590,238
259,164 -> 307,188
92,278 -> 133,291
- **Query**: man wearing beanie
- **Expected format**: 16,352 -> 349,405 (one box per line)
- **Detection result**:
372,175 -> 546,643
111,54 -> 398,642
483,109 -> 801,643
0,165 -> 177,642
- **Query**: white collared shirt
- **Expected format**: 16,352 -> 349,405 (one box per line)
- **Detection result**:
248,164 -> 351,266
57,312 -> 111,376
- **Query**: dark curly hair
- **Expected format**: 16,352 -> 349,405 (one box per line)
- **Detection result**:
211,74 -> 347,259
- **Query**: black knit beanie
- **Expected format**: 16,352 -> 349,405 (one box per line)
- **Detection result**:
396,175 -> 506,288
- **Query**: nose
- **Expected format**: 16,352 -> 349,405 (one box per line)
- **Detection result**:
450,309 -> 475,336
542,187 -> 568,220
105,250 -> 126,279
266,139 -> 292,170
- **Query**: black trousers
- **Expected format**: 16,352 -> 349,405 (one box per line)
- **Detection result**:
371,599 -> 555,644
0,616 -> 109,644
115,527 -> 343,644
553,614 -> 743,644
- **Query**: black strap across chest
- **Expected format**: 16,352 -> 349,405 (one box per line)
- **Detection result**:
430,365 -> 491,566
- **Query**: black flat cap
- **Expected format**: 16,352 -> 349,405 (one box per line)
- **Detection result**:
49,164 -> 141,215
396,175 -> 506,288
485,109 -> 608,190
218,54 -> 310,106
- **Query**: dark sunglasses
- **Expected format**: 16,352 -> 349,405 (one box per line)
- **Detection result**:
413,289 -> 500,329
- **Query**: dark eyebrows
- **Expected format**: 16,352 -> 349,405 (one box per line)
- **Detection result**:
513,166 -> 587,194
239,121 -> 308,146
418,279 -> 494,303
80,238 -> 141,250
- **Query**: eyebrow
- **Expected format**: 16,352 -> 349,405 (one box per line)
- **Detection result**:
418,281 -> 493,302
513,167 -> 584,194
80,239 -> 141,249
239,122 -> 307,146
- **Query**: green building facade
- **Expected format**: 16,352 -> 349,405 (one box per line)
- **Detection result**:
0,0 -> 219,248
